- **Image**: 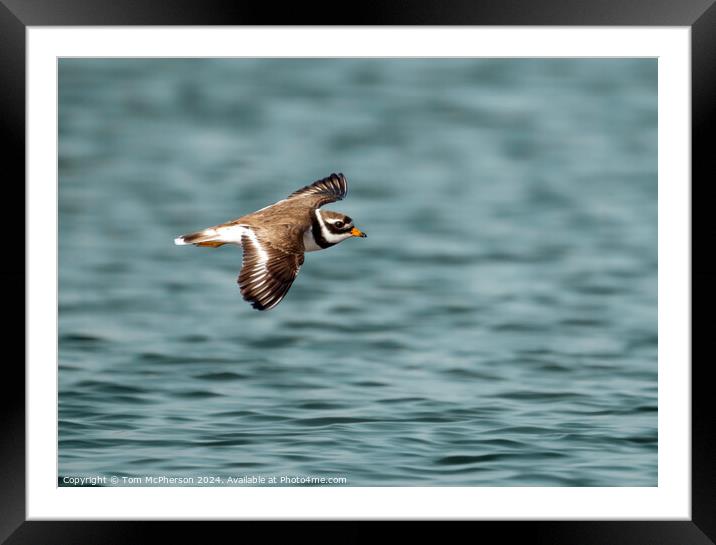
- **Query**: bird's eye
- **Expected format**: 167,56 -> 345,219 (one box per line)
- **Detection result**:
334,221 -> 344,229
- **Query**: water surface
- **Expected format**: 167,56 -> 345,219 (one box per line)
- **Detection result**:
59,59 -> 657,486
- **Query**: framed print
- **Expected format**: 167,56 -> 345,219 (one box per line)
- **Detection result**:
4,0 -> 714,542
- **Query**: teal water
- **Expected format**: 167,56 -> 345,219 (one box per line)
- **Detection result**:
58,59 -> 657,486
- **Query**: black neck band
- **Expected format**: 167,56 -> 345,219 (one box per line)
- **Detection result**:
311,210 -> 335,249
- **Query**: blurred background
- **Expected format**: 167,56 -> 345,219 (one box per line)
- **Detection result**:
59,58 -> 657,486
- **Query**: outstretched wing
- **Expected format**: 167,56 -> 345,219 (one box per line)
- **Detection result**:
286,172 -> 348,209
238,230 -> 305,311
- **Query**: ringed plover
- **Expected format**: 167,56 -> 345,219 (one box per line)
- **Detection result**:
174,173 -> 366,311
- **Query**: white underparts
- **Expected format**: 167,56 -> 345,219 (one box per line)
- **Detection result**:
303,227 -> 323,252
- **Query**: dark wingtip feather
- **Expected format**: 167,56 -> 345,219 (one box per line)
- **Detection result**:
287,172 -> 348,202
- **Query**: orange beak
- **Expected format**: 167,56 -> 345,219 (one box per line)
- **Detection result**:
351,227 -> 367,238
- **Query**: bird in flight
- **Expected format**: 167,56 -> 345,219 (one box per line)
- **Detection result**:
174,173 -> 367,311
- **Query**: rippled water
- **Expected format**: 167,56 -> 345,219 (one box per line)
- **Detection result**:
58,59 -> 657,486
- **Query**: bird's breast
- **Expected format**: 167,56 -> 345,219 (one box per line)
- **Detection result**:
302,227 -> 325,252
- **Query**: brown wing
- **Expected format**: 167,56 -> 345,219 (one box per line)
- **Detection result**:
238,230 -> 305,311
286,172 -> 348,208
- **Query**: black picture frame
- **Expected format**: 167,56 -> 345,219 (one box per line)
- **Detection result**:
3,1 -> 713,542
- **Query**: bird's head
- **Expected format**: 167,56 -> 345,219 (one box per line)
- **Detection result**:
315,209 -> 367,246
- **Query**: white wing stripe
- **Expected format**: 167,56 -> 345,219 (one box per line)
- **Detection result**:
242,229 -> 270,271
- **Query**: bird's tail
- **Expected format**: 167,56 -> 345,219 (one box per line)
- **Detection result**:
174,227 -> 226,247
